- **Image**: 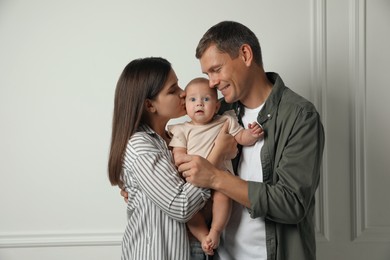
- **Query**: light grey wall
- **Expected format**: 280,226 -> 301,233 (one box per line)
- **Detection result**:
0,1 -> 313,258
1,0 -> 389,259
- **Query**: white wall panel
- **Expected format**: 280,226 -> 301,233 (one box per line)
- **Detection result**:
352,0 -> 390,242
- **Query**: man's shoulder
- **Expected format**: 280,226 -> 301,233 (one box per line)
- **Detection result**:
281,88 -> 318,114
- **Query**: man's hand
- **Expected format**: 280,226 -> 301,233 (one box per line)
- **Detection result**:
176,154 -> 217,188
177,153 -> 251,208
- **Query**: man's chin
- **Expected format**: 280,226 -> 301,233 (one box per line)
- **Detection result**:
223,96 -> 233,103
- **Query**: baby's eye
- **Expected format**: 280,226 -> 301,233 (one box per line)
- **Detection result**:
189,97 -> 196,102
204,97 -> 210,102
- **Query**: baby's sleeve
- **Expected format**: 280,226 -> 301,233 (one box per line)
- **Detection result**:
167,124 -> 187,149
223,110 -> 244,136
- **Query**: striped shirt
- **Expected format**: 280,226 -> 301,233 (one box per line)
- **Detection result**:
121,124 -> 210,260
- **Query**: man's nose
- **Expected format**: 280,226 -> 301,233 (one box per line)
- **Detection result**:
209,76 -> 219,89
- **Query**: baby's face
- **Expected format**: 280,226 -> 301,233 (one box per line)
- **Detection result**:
185,83 -> 219,125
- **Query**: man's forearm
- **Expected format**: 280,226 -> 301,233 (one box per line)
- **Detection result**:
212,168 -> 251,208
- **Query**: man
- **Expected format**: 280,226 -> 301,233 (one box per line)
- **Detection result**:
177,21 -> 325,260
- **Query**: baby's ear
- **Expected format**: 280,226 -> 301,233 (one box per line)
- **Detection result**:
216,100 -> 221,114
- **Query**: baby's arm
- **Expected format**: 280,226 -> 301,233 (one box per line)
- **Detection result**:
172,147 -> 187,166
234,122 -> 264,146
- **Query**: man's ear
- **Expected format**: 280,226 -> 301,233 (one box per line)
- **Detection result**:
240,44 -> 253,66
144,99 -> 156,113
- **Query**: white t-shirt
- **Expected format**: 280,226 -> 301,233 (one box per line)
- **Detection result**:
216,104 -> 267,260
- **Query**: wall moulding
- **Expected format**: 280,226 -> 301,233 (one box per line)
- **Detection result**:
311,0 -> 329,242
0,232 -> 122,248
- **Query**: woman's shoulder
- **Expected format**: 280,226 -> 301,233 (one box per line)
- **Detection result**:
127,131 -> 161,155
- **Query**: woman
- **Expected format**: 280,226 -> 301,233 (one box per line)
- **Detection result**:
108,57 -> 214,260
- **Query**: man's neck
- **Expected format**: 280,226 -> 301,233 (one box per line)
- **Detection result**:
241,71 -> 273,109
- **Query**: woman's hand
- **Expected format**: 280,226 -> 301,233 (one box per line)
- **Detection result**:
120,189 -> 128,203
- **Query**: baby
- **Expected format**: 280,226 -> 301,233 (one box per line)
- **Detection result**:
168,77 -> 263,257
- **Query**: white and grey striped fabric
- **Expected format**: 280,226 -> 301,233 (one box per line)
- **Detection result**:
120,124 -> 210,260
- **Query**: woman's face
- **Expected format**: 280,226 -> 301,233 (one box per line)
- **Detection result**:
151,69 -> 186,121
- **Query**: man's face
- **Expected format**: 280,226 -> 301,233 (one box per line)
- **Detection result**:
199,44 -> 249,104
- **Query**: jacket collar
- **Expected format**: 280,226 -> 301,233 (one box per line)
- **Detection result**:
256,72 -> 286,126
232,72 -> 286,127
219,72 -> 286,128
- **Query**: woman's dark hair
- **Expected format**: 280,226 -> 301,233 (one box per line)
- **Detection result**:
196,21 -> 263,66
108,57 -> 172,186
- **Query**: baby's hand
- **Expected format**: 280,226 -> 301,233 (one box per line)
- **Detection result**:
248,122 -> 264,139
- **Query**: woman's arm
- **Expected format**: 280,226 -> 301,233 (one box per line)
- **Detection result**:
127,136 -> 210,223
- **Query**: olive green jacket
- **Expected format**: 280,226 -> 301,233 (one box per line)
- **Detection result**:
219,72 -> 325,260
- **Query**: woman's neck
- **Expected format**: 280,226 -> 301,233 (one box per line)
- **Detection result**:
147,118 -> 170,143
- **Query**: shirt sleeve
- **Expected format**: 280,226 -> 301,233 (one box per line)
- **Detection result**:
167,124 -> 187,149
125,137 -> 210,223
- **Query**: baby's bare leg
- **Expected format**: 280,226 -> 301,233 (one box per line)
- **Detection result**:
207,190 -> 232,249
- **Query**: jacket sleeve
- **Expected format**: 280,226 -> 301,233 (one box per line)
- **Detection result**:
248,108 -> 325,224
